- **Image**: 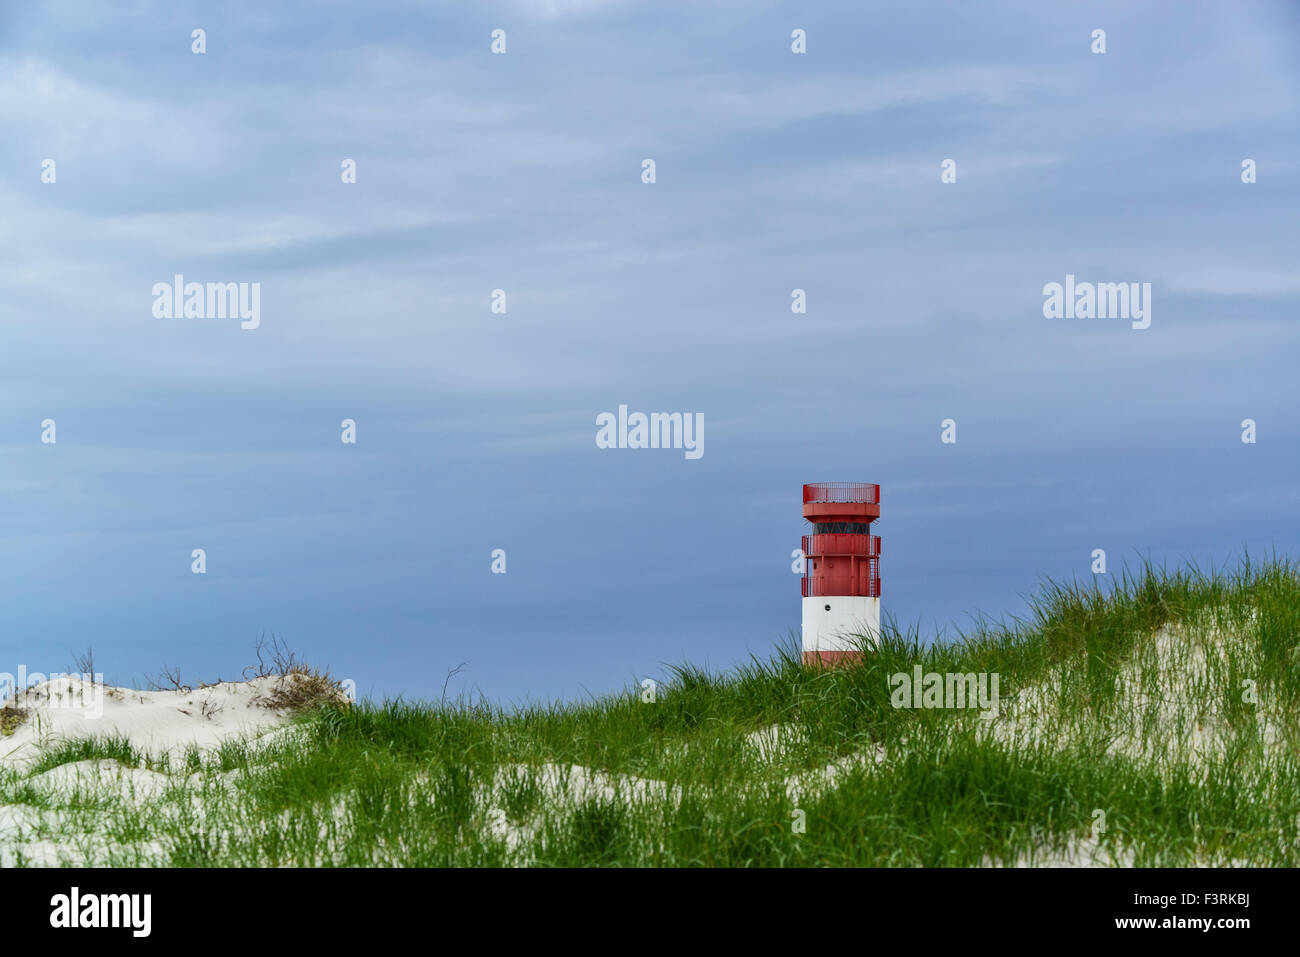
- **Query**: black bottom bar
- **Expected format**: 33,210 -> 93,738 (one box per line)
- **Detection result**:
0,866 -> 1281,943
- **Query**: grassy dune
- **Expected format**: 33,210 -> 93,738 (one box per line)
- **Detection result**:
3,555 -> 1299,866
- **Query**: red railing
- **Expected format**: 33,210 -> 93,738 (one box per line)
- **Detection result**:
802,574 -> 881,598
802,534 -> 881,558
803,483 -> 879,505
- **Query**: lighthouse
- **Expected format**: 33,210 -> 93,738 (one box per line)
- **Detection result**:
800,482 -> 881,665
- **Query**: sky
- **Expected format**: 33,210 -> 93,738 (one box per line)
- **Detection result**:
1,1 -> 1298,707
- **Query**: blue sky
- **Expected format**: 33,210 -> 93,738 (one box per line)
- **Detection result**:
2,1 -> 1298,706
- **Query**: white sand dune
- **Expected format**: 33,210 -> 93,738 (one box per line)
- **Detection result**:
1,675 -> 297,772
0,675 -> 311,866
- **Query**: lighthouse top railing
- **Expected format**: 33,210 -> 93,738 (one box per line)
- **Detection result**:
802,574 -> 881,598
803,483 -> 879,505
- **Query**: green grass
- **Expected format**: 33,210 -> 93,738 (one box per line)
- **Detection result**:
2,553 -> 1299,867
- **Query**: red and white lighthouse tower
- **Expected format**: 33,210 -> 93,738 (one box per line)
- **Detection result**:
801,482 -> 882,666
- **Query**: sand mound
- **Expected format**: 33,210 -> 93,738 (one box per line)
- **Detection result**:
0,675 -> 308,772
